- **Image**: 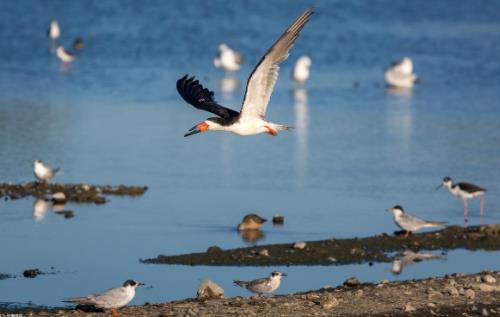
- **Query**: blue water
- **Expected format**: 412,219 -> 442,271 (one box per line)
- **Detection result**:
1,0 -> 500,307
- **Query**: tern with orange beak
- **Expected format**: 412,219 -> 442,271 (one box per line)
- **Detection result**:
177,8 -> 313,137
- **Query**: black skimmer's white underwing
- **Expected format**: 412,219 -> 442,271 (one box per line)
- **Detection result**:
177,7 -> 314,137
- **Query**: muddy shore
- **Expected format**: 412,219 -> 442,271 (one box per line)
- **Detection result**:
3,271 -> 499,316
0,182 -> 147,204
144,224 -> 500,266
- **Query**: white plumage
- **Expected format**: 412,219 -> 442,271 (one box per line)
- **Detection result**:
384,57 -> 418,88
214,44 -> 242,72
292,56 -> 311,84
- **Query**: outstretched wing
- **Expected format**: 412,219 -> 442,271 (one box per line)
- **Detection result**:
239,8 -> 313,120
176,75 -> 239,119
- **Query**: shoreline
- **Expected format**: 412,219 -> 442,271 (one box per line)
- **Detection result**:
2,271 -> 499,316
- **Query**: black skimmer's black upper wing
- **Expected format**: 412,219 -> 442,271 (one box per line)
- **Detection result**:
457,182 -> 486,193
176,75 -> 239,119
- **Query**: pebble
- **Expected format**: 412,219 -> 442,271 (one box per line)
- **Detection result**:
482,308 -> 489,316
481,275 -> 497,284
51,192 -> 66,202
476,283 -> 500,292
445,285 -> 459,297
23,268 -> 41,278
320,294 -> 339,309
327,257 -> 337,262
464,289 -> 475,300
343,277 -> 360,287
197,279 -> 224,299
258,249 -> 269,257
404,303 -> 417,312
293,242 -> 306,250
272,215 -> 284,224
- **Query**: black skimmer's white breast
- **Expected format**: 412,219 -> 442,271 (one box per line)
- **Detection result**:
56,46 -> 76,63
384,57 -> 419,88
387,205 -> 445,238
177,7 -> 314,137
436,176 -> 486,221
214,43 -> 243,72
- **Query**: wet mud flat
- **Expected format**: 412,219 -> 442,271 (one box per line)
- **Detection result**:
5,271 -> 500,316
144,224 -> 500,266
0,182 -> 148,204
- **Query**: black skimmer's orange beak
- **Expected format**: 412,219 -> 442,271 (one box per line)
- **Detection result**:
184,122 -> 209,137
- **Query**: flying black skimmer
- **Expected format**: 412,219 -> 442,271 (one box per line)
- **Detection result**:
436,176 -> 486,221
387,205 -> 445,238
63,280 -> 144,317
384,57 -> 419,88
177,7 -> 314,137
237,213 -> 267,231
34,160 -> 60,183
214,43 -> 243,72
56,46 -> 76,63
48,19 -> 60,41
292,56 -> 311,85
234,271 -> 286,296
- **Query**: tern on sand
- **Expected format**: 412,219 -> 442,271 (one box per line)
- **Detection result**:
34,160 -> 60,183
177,7 -> 314,137
214,43 -> 243,72
436,176 -> 486,221
384,57 -> 418,88
234,271 -> 286,296
48,19 -> 60,40
63,280 -> 144,317
387,205 -> 445,238
292,56 -> 311,85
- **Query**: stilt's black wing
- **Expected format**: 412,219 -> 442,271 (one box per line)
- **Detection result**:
458,182 -> 486,193
176,75 -> 239,119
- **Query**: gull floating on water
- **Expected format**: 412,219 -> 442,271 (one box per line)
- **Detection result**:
48,19 -> 60,41
34,160 -> 60,183
237,213 -> 267,231
387,205 -> 445,238
384,57 -> 418,88
177,7 -> 314,137
63,280 -> 144,317
214,43 -> 243,72
292,56 -> 311,85
234,271 -> 286,296
56,46 -> 76,63
436,176 -> 486,221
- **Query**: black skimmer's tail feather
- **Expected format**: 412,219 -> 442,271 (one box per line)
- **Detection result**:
176,75 -> 239,119
240,7 -> 314,120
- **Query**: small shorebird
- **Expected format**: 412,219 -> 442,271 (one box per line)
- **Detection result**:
56,46 -> 76,63
48,19 -> 60,41
234,271 -> 286,296
177,7 -> 313,137
387,205 -> 445,238
237,213 -> 267,231
292,56 -> 311,85
73,38 -> 84,51
436,176 -> 486,220
34,160 -> 60,183
384,57 -> 419,88
63,280 -> 144,317
214,43 -> 243,72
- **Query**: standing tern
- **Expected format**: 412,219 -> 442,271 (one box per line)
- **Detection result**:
177,7 -> 314,137
214,43 -> 243,72
34,160 -> 60,183
387,205 -> 445,238
63,280 -> 144,317
436,176 -> 486,221
234,271 -> 286,296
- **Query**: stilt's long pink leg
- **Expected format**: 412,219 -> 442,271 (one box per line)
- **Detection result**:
463,199 -> 468,223
480,196 -> 484,224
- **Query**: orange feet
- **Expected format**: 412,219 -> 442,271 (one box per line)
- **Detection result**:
264,125 -> 278,136
111,308 -> 121,317
403,231 -> 411,238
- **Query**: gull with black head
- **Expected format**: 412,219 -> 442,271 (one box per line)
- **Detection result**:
177,8 -> 314,137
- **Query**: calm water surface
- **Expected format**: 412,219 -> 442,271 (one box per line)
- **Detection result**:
0,0 -> 500,307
